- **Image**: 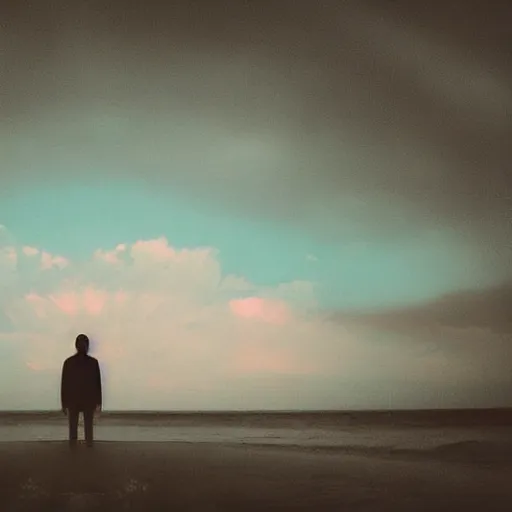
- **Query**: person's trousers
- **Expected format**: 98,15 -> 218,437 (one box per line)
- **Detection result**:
68,407 -> 95,446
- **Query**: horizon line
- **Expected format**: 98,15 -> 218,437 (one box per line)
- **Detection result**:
1,406 -> 511,414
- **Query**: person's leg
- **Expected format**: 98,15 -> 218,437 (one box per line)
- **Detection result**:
68,407 -> 79,447
84,408 -> 94,447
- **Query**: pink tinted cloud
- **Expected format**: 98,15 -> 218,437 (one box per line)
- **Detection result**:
94,244 -> 127,264
48,288 -> 108,316
4,234 -> 329,409
83,287 -> 108,315
131,237 -> 176,261
32,287 -> 156,318
229,297 -> 291,324
23,246 -> 39,257
130,238 -> 215,266
94,249 -> 120,264
41,251 -> 69,270
49,292 -> 80,316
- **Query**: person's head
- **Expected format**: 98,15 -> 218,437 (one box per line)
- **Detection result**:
75,334 -> 89,354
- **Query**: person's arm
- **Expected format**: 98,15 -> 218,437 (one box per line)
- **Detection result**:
95,359 -> 102,409
60,360 -> 69,412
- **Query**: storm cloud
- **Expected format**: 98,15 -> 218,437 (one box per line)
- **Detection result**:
2,0 -> 511,257
332,282 -> 512,335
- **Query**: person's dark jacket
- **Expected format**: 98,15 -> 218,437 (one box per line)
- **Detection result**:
61,353 -> 102,410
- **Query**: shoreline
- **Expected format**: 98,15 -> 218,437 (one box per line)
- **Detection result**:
2,437 -> 512,466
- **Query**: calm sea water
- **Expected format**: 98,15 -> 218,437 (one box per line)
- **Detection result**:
1,409 -> 511,450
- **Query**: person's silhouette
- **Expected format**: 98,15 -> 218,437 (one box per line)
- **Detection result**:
61,334 -> 102,447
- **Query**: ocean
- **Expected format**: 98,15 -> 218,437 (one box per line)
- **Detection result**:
1,409 -> 512,458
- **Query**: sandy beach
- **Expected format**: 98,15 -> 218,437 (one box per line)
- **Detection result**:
1,439 -> 511,511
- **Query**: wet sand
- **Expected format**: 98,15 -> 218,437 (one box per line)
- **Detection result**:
1,440 -> 511,511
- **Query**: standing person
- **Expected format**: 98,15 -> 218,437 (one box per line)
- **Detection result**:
61,334 -> 102,447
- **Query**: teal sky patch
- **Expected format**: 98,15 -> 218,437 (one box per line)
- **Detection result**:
1,182 -> 499,311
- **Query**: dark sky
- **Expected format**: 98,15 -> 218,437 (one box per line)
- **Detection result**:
3,0 -> 511,246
